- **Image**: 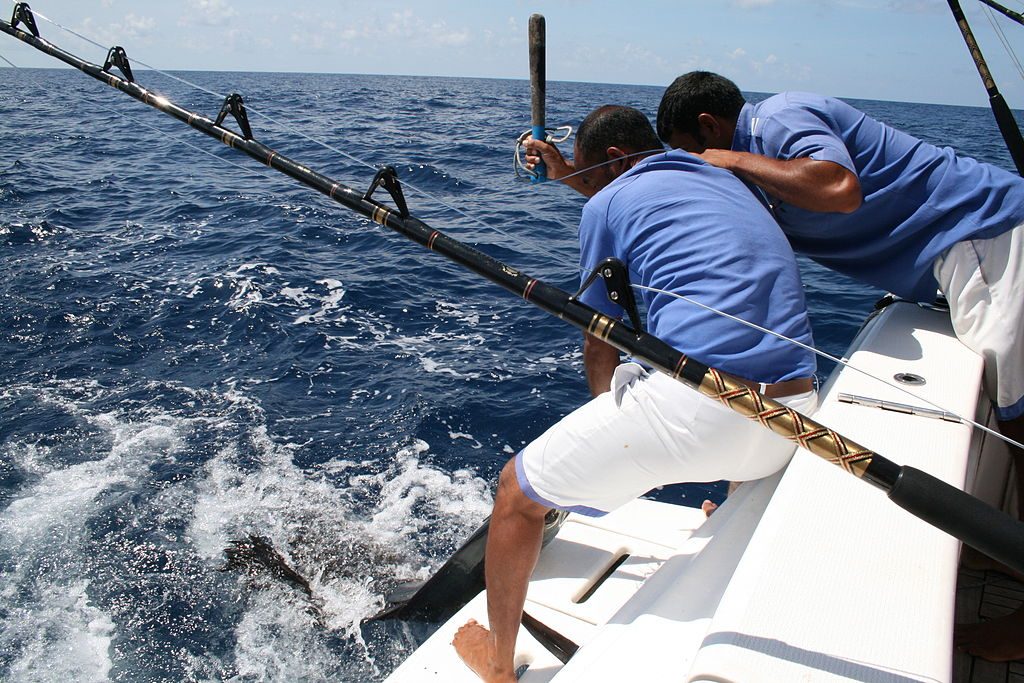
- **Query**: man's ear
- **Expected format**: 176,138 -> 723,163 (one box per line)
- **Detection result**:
606,146 -> 628,173
696,112 -> 721,140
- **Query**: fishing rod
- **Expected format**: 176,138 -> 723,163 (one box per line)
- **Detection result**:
947,0 -> 1024,175
977,0 -> 1024,27
3,5 -> 1024,577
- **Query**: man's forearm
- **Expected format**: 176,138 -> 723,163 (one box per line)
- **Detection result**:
583,334 -> 620,396
699,150 -> 862,213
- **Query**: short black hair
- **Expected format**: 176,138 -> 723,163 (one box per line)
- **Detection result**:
575,105 -> 663,162
656,71 -> 745,142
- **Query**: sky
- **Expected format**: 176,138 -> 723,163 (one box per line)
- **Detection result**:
2,0 -> 1024,107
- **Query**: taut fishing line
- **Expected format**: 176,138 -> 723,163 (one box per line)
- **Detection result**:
7,1 -> 1022,451
8,3 -> 1024,578
982,3 -> 1024,80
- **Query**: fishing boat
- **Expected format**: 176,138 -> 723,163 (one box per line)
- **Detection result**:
382,4 -> 1024,682
3,3 -> 1023,682
383,296 -> 1017,682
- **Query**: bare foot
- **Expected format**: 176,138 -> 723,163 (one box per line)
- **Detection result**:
702,499 -> 718,517
452,619 -> 517,682
955,608 -> 1024,662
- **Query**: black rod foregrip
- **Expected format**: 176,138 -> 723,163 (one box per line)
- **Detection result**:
888,465 -> 1024,574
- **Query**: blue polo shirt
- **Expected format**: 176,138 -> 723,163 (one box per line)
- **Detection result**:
578,150 -> 816,384
734,93 -> 1024,302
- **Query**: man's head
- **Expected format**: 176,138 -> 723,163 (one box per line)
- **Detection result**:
573,105 -> 664,194
656,71 -> 745,153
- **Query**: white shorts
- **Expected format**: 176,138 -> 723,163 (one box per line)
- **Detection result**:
515,363 -> 818,516
934,223 -> 1024,421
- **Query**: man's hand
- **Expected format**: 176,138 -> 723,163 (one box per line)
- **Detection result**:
694,149 -> 862,214
524,136 -> 597,198
693,148 -> 740,172
524,136 -> 575,180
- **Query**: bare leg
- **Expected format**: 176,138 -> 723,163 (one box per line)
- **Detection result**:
453,458 -> 550,682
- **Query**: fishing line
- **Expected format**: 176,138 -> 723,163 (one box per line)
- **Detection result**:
11,11 -> 1024,577
22,5 -> 640,271
532,140 -> 1024,447
982,3 -> 1024,80
22,4 -> 582,264
633,282 -> 1024,449
514,147 -> 1024,448
10,3 -> 1021,452
0,50 -> 286,186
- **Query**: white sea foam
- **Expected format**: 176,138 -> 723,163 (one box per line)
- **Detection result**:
294,279 -> 347,325
186,431 -> 492,679
1,380 -> 493,681
280,286 -> 311,305
448,431 -> 483,449
1,412 -> 182,551
0,387 -> 190,683
2,581 -> 115,682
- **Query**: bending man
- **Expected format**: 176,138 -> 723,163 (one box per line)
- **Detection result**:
453,105 -> 816,682
655,71 -> 1024,662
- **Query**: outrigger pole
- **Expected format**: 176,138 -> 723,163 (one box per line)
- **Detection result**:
3,5 -> 1024,574
947,0 -> 1024,175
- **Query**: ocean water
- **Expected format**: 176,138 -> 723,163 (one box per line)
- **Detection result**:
1,61 -> 1021,681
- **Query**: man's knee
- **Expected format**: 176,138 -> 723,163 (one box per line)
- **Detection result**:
496,458 -> 549,519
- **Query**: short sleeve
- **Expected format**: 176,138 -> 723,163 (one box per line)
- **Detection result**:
577,200 -> 624,319
759,106 -> 856,174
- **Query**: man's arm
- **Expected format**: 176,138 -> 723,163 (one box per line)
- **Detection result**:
698,149 -> 862,214
583,333 -> 620,397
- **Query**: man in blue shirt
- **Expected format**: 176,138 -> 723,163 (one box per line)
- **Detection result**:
655,70 -> 1024,662
453,105 -> 817,682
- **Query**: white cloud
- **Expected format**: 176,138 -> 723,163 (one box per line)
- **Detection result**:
288,9 -> 472,53
117,14 -> 156,39
179,0 -> 237,27
75,14 -> 155,45
623,43 -> 669,70
729,47 -> 747,59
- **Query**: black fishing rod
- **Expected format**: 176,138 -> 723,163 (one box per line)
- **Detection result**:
3,5 -> 1024,577
947,0 -> 1024,175
977,0 -> 1024,27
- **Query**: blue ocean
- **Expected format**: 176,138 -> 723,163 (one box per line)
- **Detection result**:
0,61 -> 1020,681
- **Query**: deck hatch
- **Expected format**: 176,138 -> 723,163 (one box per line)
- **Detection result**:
574,553 -> 630,604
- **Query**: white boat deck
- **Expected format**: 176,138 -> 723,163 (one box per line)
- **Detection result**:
385,301 -> 1020,682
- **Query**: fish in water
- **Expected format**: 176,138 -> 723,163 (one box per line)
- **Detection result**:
220,534 -> 315,597
219,529 -> 408,626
